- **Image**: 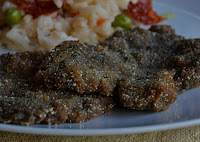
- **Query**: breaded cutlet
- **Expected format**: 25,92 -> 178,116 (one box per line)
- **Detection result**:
0,52 -> 114,125
37,25 -> 200,111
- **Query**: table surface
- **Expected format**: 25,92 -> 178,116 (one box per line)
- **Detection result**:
1,125 -> 200,142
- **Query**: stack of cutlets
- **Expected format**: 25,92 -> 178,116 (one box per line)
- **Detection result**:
1,25 -> 200,125
0,52 -> 114,125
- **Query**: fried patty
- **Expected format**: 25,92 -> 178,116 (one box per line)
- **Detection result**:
101,25 -> 181,111
103,25 -> 200,111
37,25 -> 200,112
36,41 -> 134,96
1,24 -> 200,121
165,39 -> 200,91
0,52 -> 114,125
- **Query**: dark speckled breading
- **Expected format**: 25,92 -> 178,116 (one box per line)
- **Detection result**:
102,25 -> 184,69
0,90 -> 114,125
101,25 -> 182,111
102,25 -> 200,111
166,39 -> 200,91
0,52 -> 114,125
35,25 -> 183,112
1,24 -> 200,123
36,41 -> 134,96
4,51 -> 49,78
118,70 -> 177,111
0,51 -> 49,93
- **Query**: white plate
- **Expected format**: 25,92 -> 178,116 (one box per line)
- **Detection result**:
1,0 -> 200,136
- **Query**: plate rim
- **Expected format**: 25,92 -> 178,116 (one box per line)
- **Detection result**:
1,118 -> 200,136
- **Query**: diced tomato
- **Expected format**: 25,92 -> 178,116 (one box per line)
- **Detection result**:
128,0 -> 165,25
12,0 -> 60,18
96,18 -> 107,26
